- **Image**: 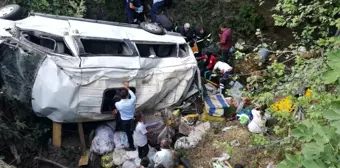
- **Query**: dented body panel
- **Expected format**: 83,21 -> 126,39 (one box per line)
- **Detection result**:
0,14 -> 201,123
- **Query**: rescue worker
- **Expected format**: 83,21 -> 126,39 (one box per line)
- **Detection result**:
175,23 -> 196,46
126,0 -> 144,24
151,0 -> 165,23
195,27 -> 211,56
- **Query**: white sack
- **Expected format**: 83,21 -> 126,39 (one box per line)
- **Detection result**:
114,132 -> 129,149
248,109 -> 267,133
90,125 -> 115,155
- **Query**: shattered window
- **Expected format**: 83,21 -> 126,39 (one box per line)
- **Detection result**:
22,32 -> 56,50
179,44 -> 189,57
135,43 -> 177,58
136,44 -> 151,57
21,31 -> 73,56
80,39 -> 132,56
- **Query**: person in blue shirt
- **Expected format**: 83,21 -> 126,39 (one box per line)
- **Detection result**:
126,0 -> 143,24
115,82 -> 137,151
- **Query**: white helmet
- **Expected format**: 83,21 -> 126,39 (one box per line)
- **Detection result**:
184,23 -> 190,29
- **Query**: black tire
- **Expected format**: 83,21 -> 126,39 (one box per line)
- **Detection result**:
140,22 -> 165,35
0,4 -> 22,20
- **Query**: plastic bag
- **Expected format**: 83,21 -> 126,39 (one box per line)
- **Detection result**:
248,109 -> 267,133
101,152 -> 114,168
147,147 -> 157,161
90,125 -> 115,155
112,149 -> 127,166
114,132 -> 129,149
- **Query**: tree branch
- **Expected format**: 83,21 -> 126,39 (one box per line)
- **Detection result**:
34,157 -> 68,168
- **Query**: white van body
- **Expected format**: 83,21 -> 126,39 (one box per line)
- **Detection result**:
0,13 -> 201,123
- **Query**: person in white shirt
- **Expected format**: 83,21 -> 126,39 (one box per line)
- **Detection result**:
135,113 -> 152,159
114,82 -> 137,151
212,61 -> 233,95
212,61 -> 233,75
153,139 -> 175,168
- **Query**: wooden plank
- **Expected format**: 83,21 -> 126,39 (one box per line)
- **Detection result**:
78,123 -> 89,166
52,122 -> 62,147
78,123 -> 86,154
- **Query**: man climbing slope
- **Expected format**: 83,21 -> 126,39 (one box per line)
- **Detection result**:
115,82 -> 137,151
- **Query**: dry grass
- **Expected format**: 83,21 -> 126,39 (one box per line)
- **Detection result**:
186,121 -> 281,168
234,56 -> 262,76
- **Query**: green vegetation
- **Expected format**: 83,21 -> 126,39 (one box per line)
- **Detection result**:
1,0 -> 339,167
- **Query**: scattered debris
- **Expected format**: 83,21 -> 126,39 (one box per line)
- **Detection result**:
222,126 -> 235,132
211,153 -> 231,162
248,109 -> 267,134
175,122 -> 211,149
267,162 -> 275,168
230,140 -> 240,147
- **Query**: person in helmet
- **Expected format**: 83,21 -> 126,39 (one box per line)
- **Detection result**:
175,23 -> 196,46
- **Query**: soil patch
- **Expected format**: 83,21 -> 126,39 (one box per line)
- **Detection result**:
187,121 -> 281,168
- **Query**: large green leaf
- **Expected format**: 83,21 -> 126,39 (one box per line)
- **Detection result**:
320,144 -> 337,164
323,70 -> 340,84
302,142 -> 324,160
302,159 -> 322,168
277,160 -> 298,168
323,109 -> 340,121
330,101 -> 340,113
330,120 -> 340,134
286,154 -> 301,166
313,125 -> 335,145
326,50 -> 340,70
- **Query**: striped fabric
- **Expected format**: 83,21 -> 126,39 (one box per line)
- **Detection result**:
204,94 -> 229,117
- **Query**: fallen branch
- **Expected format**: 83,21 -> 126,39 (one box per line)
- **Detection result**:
34,157 -> 68,168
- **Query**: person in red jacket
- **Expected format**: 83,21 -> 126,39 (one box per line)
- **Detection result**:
199,52 -> 216,78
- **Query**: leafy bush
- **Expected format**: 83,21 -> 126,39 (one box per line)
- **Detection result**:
13,0 -> 86,17
272,0 -> 340,47
168,0 -> 265,42
84,0 -> 126,22
0,98 -> 50,166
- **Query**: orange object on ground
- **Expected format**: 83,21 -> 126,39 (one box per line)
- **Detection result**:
191,42 -> 199,54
